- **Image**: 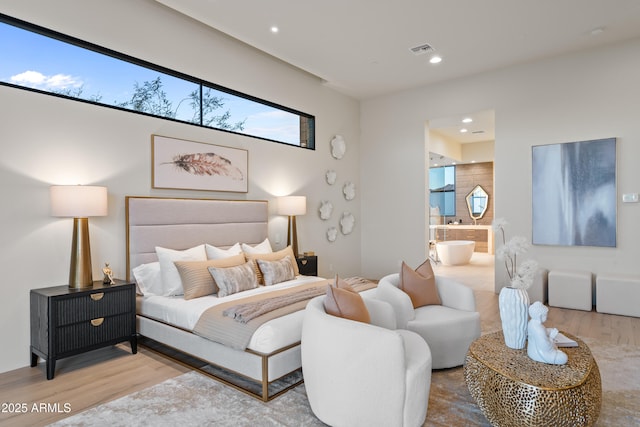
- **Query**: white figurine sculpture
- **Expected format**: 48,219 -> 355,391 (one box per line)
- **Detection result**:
527,301 -> 568,365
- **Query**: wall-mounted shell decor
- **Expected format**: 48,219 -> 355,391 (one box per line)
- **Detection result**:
340,212 -> 355,235
330,135 -> 346,159
325,169 -> 337,185
327,227 -> 338,242
319,201 -> 333,220
343,182 -> 355,200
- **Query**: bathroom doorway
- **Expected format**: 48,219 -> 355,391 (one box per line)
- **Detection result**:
426,109 -> 495,288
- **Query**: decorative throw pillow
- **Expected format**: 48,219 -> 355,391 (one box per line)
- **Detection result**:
399,261 -> 441,308
323,285 -> 370,323
208,261 -> 259,298
175,254 -> 246,299
415,258 -> 435,280
241,238 -> 273,255
132,262 -> 162,296
256,255 -> 296,286
331,274 -> 356,292
245,246 -> 300,284
156,245 -> 207,296
205,242 -> 242,260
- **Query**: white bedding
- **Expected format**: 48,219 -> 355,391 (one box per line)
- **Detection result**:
138,275 -> 326,354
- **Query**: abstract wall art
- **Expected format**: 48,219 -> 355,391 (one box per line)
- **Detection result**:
152,134 -> 248,192
532,137 -> 616,247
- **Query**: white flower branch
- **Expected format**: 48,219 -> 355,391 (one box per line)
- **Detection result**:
492,218 -> 538,289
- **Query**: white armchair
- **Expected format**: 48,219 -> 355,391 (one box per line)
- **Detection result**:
377,273 -> 481,369
302,295 -> 432,427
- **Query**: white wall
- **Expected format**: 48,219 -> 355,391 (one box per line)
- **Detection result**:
462,141 -> 495,164
361,38 -> 640,284
0,0 -> 361,373
429,130 -> 462,161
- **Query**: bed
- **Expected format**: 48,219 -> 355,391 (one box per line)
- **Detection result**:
126,196 -> 331,401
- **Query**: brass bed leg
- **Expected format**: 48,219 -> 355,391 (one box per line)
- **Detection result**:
262,353 -> 269,402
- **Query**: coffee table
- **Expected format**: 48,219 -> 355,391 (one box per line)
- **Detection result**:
464,331 -> 601,426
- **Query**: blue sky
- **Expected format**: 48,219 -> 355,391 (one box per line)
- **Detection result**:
0,22 -> 301,145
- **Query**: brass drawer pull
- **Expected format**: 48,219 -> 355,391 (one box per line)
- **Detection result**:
90,293 -> 104,301
300,259 -> 308,265
91,318 -> 104,327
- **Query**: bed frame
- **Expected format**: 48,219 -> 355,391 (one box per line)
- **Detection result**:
126,196 -> 304,401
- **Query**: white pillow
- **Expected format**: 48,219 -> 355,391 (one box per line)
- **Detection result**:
155,245 -> 207,296
241,238 -> 273,255
205,242 -> 242,260
132,262 -> 162,296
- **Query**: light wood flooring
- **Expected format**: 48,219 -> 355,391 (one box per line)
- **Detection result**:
2,257 -> 639,426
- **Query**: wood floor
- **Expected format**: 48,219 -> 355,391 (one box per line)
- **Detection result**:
2,262 -> 639,426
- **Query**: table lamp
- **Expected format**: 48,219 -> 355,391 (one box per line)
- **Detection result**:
50,185 -> 108,288
278,196 -> 306,257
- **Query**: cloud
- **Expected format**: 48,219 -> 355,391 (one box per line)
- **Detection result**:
10,70 -> 83,90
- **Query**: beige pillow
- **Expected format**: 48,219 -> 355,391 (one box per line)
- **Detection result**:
323,285 -> 370,323
207,261 -> 259,298
399,261 -> 441,308
246,246 -> 299,284
256,255 -> 296,286
175,254 -> 246,300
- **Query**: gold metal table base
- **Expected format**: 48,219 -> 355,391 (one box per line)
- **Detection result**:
464,331 -> 601,427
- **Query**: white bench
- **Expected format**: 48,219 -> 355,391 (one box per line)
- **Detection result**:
548,270 -> 593,311
596,274 -> 640,317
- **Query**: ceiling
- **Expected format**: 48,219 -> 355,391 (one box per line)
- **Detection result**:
154,0 -> 640,153
155,0 -> 640,102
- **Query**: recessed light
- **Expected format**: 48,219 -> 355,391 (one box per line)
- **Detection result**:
270,26 -> 279,33
429,55 -> 442,64
462,117 -> 473,123
589,27 -> 604,36
460,128 -> 468,133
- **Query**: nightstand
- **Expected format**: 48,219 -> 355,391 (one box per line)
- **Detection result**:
296,255 -> 318,276
30,280 -> 137,380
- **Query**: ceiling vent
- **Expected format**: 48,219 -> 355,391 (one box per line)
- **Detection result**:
472,130 -> 485,134
410,43 -> 434,55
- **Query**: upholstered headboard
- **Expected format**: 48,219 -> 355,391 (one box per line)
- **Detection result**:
126,196 -> 268,280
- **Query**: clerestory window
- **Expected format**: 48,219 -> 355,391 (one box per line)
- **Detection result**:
0,14 -> 315,149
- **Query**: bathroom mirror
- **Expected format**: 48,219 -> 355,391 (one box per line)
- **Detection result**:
466,185 -> 489,220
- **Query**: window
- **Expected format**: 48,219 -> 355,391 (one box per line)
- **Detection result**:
429,166 -> 456,216
0,14 -> 314,149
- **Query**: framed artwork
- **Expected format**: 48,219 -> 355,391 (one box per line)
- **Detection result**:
152,135 -> 248,193
532,137 -> 616,247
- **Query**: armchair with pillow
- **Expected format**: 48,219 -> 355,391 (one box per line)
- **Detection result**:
377,260 -> 481,369
302,280 -> 432,427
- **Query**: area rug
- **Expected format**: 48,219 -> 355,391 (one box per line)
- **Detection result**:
48,339 -> 640,427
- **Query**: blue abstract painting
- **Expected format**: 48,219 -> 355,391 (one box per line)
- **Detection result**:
532,138 -> 616,247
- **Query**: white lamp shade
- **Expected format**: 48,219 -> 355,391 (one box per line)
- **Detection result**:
278,196 -> 307,216
50,185 -> 108,217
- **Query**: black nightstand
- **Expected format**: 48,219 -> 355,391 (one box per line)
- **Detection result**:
296,255 -> 318,276
30,280 -> 137,379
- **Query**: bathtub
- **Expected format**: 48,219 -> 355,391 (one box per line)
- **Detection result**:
436,240 -> 475,266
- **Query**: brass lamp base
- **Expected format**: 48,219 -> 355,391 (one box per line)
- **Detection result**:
287,215 -> 300,257
69,217 -> 94,289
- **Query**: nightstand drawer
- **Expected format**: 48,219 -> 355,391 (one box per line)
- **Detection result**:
55,313 -> 133,355
31,280 -> 137,379
56,288 -> 133,326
